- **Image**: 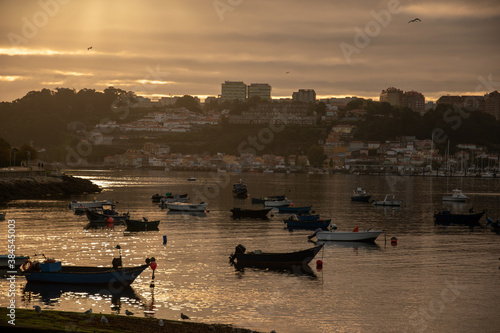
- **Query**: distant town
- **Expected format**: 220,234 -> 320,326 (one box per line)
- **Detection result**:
79,81 -> 499,175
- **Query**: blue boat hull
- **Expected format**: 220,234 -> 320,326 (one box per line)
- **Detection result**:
24,264 -> 149,285
434,211 -> 485,225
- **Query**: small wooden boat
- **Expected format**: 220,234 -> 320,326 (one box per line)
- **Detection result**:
85,205 -> 130,224
351,187 -> 372,202
276,206 -> 312,214
251,195 -> 286,204
230,207 -> 272,219
158,193 -> 190,208
310,227 -> 383,242
442,189 -> 468,202
434,210 -> 485,225
264,199 -> 293,207
284,216 -> 331,230
229,244 -> 323,268
233,180 -> 248,199
291,214 -> 320,221
125,218 -> 160,231
69,200 -> 113,214
373,194 -> 402,207
166,202 -> 207,212
187,177 -> 196,181
0,254 -> 30,269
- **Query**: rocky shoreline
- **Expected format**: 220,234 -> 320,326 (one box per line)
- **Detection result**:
0,173 -> 101,202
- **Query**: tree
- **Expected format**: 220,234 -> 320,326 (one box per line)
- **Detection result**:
174,95 -> 202,113
307,145 -> 326,168
0,138 -> 11,167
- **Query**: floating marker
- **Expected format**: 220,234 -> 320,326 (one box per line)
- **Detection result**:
163,235 -> 167,245
391,236 -> 398,246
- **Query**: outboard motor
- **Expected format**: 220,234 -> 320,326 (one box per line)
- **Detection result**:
229,244 -> 246,263
112,257 -> 122,269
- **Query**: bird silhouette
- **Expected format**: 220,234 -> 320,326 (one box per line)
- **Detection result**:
285,71 -> 290,75
101,315 -> 108,324
87,46 -> 93,50
125,310 -> 134,316
84,308 -> 92,314
180,313 -> 190,320
408,18 -> 421,23
159,319 -> 164,326
33,305 -> 42,313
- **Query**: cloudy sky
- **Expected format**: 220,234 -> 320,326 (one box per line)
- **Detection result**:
1,0 -> 499,102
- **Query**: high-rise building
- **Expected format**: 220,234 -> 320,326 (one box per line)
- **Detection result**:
221,81 -> 247,102
484,91 -> 500,120
405,91 -> 425,114
247,83 -> 272,101
292,89 -> 316,103
380,87 -> 405,107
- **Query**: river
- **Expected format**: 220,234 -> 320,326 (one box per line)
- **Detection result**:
1,169 -> 499,332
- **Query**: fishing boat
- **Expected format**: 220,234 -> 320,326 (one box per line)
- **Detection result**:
229,244 -> 323,268
21,246 -> 155,285
291,213 -> 320,221
486,217 -> 500,234
284,215 -> 331,230
230,207 -> 273,219
233,180 -> 248,199
68,200 -> 113,214
373,194 -> 402,207
442,189 -> 469,202
84,204 -> 130,224
275,206 -> 312,214
309,226 -> 383,242
158,193 -> 190,208
434,210 -> 485,225
251,195 -> 286,204
0,212 -> 5,220
187,177 -> 196,181
124,218 -> 160,231
166,202 -> 207,212
0,254 -> 30,269
151,194 -> 164,202
351,187 -> 372,202
264,199 -> 293,207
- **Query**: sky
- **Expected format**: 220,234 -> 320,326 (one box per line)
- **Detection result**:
0,0 -> 499,103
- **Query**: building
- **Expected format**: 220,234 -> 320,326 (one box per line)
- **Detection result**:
380,87 -> 405,107
247,83 -> 271,101
436,95 -> 463,107
405,91 -> 425,115
221,81 -> 247,102
484,91 -> 500,120
292,89 -> 316,103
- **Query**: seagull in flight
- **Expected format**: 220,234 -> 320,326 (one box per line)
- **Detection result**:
408,18 -> 421,23
87,46 -> 93,50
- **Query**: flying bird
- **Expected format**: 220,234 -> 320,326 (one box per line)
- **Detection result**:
180,313 -> 190,320
33,305 -> 42,313
408,18 -> 421,23
101,315 -> 108,324
125,310 -> 134,316
84,308 -> 92,314
87,46 -> 93,50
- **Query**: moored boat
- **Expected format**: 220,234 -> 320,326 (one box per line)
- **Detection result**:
230,207 -> 272,219
284,216 -> 331,230
0,212 -> 6,220
125,218 -> 160,231
0,254 -> 30,269
251,195 -> 286,204
351,187 -> 372,202
233,180 -> 248,199
275,205 -> 312,214
264,199 -> 293,207
229,244 -> 323,268
84,204 -> 130,225
373,194 -> 402,207
166,202 -> 207,212
434,210 -> 485,225
69,200 -> 113,214
310,226 -> 383,242
442,189 -> 469,202
158,193 -> 190,208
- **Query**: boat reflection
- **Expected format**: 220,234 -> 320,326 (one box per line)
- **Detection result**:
166,211 -> 207,218
83,222 -> 125,231
315,240 -> 382,250
22,282 -> 144,313
232,263 -> 318,278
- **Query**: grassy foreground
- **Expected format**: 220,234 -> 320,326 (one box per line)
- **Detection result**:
0,308 -> 260,332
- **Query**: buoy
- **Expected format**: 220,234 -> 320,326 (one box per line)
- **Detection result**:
150,261 -> 157,270
107,217 -> 114,223
316,259 -> 323,270
353,226 -> 359,232
163,235 -> 167,245
391,236 -> 398,246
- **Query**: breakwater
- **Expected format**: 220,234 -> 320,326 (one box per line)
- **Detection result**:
0,170 -> 101,201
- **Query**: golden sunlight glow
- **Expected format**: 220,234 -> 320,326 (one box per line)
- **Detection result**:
0,76 -> 22,82
406,4 -> 500,18
54,70 -> 93,77
136,79 -> 173,85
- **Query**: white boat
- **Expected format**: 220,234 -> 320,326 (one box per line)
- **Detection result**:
442,189 -> 468,202
264,199 -> 293,207
159,194 -> 190,208
68,200 -> 113,211
166,202 -> 207,212
311,226 -> 383,242
373,194 -> 402,207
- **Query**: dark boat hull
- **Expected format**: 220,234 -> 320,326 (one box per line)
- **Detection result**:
230,245 -> 323,268
23,264 -> 149,285
434,211 -> 485,225
230,208 -> 272,219
276,206 -> 312,214
351,195 -> 372,202
251,195 -> 286,204
125,219 -> 160,231
285,219 -> 331,230
85,209 -> 129,224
